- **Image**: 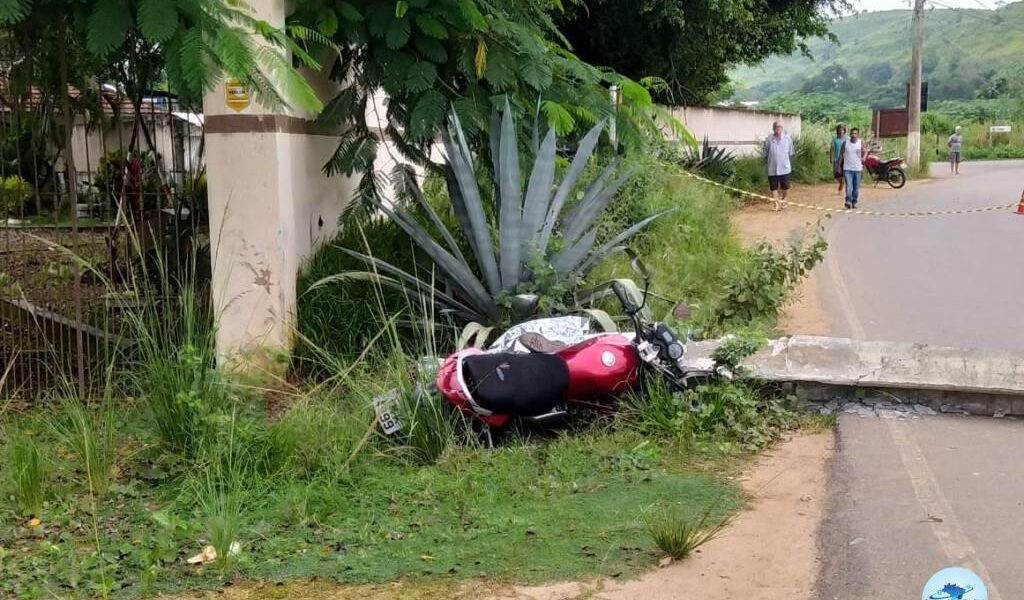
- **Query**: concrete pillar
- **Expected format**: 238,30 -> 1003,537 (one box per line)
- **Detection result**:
202,0 -> 353,373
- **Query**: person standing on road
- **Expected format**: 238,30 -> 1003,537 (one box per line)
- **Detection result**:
840,127 -> 866,209
948,126 -> 963,175
831,124 -> 848,194
764,121 -> 794,211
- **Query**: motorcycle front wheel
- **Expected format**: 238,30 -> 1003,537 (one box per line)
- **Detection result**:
886,167 -> 907,189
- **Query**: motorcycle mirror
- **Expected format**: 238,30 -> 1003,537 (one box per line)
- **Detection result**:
624,247 -> 651,281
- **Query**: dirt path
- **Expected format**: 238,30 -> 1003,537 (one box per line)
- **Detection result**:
505,431 -> 834,600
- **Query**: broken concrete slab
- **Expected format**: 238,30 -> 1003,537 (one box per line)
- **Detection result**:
685,335 -> 1024,416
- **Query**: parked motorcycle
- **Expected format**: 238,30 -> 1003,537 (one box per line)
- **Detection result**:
864,147 -> 907,189
420,252 -> 731,443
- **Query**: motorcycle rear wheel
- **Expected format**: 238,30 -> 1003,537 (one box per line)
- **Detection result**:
886,167 -> 907,189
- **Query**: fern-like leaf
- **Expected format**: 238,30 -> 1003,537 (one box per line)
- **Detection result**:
0,0 -> 30,24
316,7 -> 338,36
409,89 -> 446,140
457,0 -> 487,31
212,27 -> 255,76
255,46 -> 324,114
138,0 -> 178,43
336,1 -> 363,22
385,17 -> 411,49
414,13 -> 447,39
541,100 -> 575,135
413,35 -> 447,63
177,26 -> 210,92
404,61 -> 437,93
87,0 -> 131,56
520,60 -> 552,91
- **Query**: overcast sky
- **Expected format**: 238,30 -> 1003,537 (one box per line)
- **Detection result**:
854,0 -> 999,10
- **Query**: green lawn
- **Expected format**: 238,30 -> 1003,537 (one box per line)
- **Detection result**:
0,420 -> 743,599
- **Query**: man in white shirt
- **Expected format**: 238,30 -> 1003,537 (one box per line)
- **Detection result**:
763,121 -> 794,211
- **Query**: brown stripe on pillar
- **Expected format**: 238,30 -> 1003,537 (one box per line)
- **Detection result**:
204,114 -> 345,136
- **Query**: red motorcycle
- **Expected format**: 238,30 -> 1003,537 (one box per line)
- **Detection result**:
863,146 -> 907,189
428,254 -> 730,443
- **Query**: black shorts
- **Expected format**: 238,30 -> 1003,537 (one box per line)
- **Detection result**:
768,174 -> 791,191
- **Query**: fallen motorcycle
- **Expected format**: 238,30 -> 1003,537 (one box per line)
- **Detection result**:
375,252 -> 731,444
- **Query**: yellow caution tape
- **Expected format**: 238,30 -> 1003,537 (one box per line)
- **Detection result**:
677,170 -> 1020,217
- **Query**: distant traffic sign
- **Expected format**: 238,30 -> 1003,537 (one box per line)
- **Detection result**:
990,125 -> 1012,133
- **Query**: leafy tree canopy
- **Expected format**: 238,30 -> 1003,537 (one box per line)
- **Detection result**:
556,0 -> 847,105
0,0 -> 324,113
287,0 -> 686,205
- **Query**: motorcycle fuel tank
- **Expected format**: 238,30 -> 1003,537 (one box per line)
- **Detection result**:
557,334 -> 642,399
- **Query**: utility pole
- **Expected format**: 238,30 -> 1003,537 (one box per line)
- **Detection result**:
907,0 -> 926,169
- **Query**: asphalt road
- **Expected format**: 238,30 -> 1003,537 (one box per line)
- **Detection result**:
817,413 -> 1021,600
820,159 -> 1024,351
815,161 -> 1024,600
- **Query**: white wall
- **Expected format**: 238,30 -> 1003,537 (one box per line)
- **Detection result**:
668,106 -> 802,157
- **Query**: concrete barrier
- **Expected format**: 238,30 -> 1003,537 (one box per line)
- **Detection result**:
685,336 -> 1024,417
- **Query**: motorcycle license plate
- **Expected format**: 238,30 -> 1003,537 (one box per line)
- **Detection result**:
373,390 -> 403,435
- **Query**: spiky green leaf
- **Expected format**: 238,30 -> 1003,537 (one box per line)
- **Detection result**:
522,126 -> 557,248
328,248 -> 487,322
398,167 -> 468,266
442,126 -> 500,295
87,0 -> 130,56
538,120 -> 605,249
395,1 -> 409,18
373,200 -> 498,319
497,98 -> 523,290
576,210 -> 673,276
551,228 -> 597,276
138,0 -> 178,43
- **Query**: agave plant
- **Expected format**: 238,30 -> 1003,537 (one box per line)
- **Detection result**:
319,98 -> 669,326
680,136 -> 736,182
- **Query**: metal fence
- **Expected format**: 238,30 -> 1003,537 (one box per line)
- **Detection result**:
0,80 -> 207,398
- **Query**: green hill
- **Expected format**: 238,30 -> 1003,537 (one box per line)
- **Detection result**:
731,1 -> 1024,106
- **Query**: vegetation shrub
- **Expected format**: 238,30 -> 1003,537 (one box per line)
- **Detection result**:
728,156 -> 767,192
790,123 -> 834,183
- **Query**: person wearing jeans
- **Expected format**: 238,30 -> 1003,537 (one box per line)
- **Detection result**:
840,127 -> 866,209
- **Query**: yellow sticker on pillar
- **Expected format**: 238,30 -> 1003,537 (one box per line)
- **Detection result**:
225,78 -> 250,112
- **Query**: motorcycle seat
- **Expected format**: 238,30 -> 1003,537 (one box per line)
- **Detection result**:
461,352 -> 570,416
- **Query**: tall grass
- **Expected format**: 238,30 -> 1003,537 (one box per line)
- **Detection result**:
192,415 -> 253,569
122,249 -> 227,457
791,122 -> 834,184
646,504 -> 731,560
48,387 -> 118,495
9,432 -> 45,516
